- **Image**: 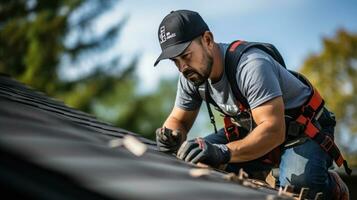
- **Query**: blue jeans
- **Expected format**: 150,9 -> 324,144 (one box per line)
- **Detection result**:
204,109 -> 337,199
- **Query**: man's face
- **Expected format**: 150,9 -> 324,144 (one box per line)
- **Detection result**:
171,38 -> 213,86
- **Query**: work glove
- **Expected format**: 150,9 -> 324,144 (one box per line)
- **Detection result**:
176,137 -> 231,168
156,127 -> 183,154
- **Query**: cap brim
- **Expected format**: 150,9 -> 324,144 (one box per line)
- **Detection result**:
154,41 -> 191,66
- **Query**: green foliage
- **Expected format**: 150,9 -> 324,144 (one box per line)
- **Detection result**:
102,79 -> 177,140
0,0 -> 177,140
0,0 -> 123,94
300,30 -> 357,136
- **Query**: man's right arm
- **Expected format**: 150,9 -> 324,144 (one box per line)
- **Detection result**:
163,106 -> 199,141
157,74 -> 201,153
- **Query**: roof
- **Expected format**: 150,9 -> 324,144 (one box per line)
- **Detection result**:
0,75 -> 293,200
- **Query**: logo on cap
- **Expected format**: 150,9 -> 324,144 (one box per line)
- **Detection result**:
159,26 -> 166,44
154,10 -> 209,66
159,26 -> 177,44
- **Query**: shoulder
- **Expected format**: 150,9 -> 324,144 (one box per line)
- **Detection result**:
234,47 -> 282,97
235,48 -> 283,109
236,47 -> 278,79
238,48 -> 275,68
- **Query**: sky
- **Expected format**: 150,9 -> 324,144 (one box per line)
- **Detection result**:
62,0 -> 357,145
107,0 -> 357,94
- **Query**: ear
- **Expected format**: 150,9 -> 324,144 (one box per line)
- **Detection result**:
201,31 -> 214,50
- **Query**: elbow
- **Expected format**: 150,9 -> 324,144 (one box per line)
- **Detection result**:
278,129 -> 285,145
267,122 -> 285,147
276,123 -> 286,146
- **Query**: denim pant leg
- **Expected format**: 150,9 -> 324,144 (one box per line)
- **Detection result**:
204,128 -> 229,144
204,128 -> 273,176
279,139 -> 334,199
279,110 -> 336,200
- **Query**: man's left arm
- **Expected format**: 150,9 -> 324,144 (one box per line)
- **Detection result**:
176,54 -> 286,166
226,96 -> 285,162
176,96 -> 286,166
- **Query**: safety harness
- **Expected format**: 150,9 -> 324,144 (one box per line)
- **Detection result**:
200,40 -> 351,175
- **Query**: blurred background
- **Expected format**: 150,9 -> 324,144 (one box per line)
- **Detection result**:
0,0 -> 357,166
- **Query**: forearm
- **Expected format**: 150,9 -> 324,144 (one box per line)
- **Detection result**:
163,116 -> 189,141
162,107 -> 198,140
226,120 -> 285,162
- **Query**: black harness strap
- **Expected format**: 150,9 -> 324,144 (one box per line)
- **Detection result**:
224,40 -> 351,175
198,39 -> 351,174
204,81 -> 218,134
200,40 -> 287,133
225,40 -> 287,111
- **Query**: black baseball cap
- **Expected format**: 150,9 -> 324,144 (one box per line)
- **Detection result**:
154,10 -> 209,66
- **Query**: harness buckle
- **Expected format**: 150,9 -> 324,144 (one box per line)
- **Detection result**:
321,136 -> 334,152
302,105 -> 315,119
287,121 -> 305,137
224,117 -> 239,142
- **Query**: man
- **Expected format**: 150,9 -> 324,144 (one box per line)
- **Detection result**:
154,10 -> 349,199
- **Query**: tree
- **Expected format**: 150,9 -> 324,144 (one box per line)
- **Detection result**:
116,80 -> 176,139
300,29 -> 357,151
0,0 -> 176,140
0,0 -> 127,95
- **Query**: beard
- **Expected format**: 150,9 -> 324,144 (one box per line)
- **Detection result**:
183,52 -> 213,87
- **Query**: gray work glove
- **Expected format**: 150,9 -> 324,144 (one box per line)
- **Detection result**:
156,127 -> 183,154
177,137 -> 231,168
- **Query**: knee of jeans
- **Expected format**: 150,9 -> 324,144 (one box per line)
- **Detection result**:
291,171 -> 328,187
280,161 -> 329,190
288,170 -> 330,197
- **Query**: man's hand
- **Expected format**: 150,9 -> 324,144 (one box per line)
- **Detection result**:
176,138 -> 231,168
156,127 -> 183,154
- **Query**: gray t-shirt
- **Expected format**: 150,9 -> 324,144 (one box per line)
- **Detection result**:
174,43 -> 311,117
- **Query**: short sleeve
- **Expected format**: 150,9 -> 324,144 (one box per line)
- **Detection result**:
237,57 -> 282,109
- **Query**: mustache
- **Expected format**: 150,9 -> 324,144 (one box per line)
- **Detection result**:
182,68 -> 195,77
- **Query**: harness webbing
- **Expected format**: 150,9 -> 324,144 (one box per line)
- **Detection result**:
291,73 -> 352,175
204,82 -> 218,134
200,40 -> 351,175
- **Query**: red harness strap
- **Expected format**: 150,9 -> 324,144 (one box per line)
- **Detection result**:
296,87 -> 324,138
229,40 -> 245,52
223,115 -> 281,166
295,85 -> 351,175
225,40 -> 351,174
223,116 -> 239,142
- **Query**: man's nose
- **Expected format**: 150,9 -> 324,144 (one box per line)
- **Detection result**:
177,61 -> 187,72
